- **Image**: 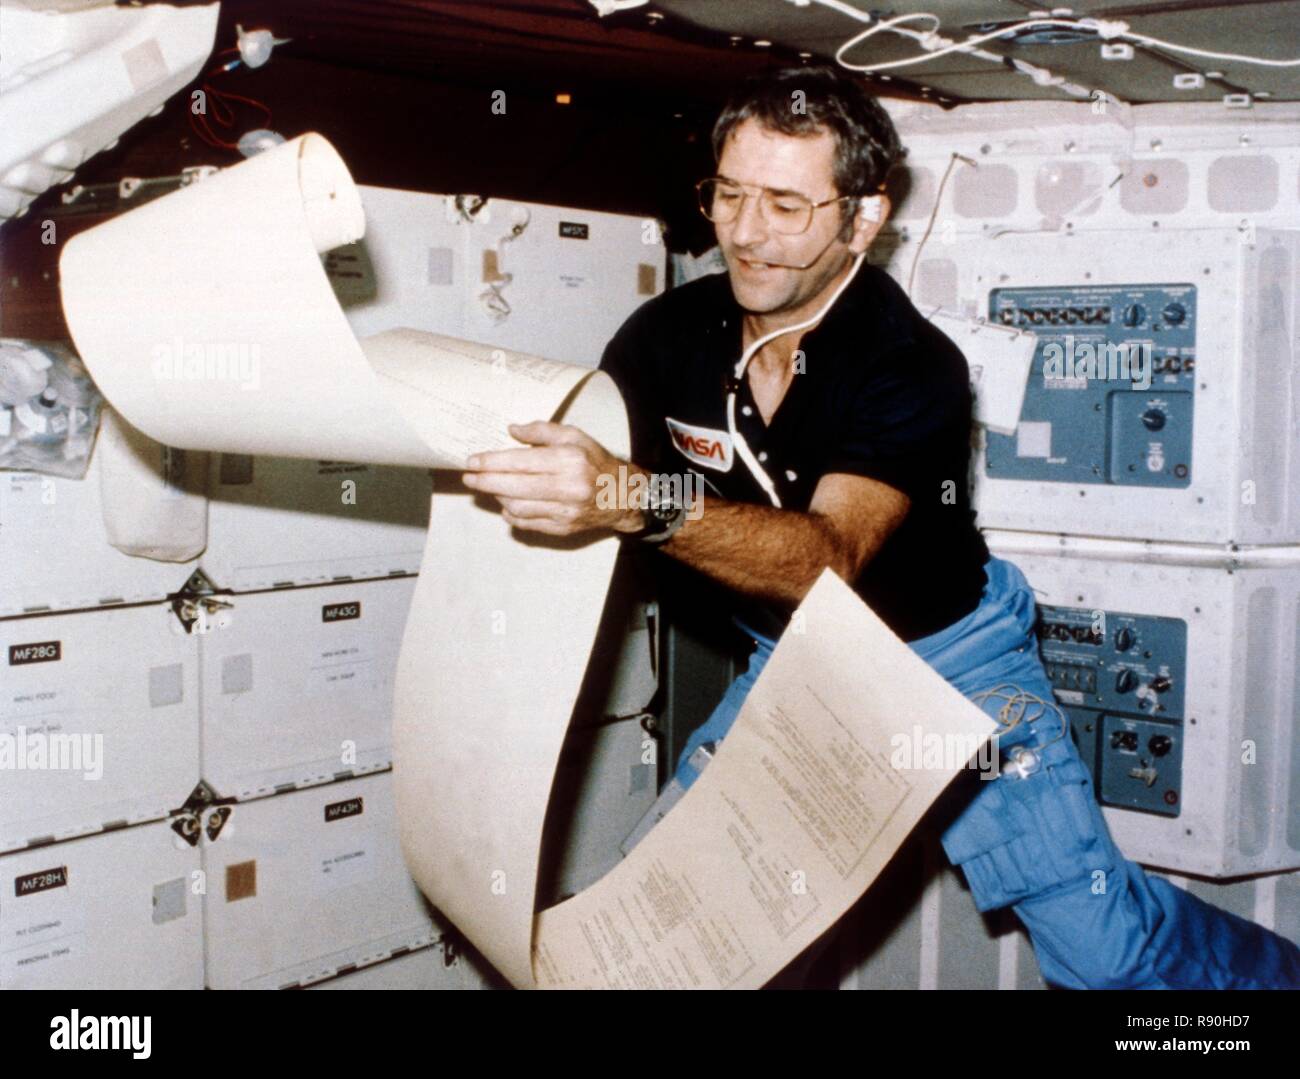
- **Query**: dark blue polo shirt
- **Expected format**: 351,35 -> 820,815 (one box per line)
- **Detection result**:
597,261 -> 990,642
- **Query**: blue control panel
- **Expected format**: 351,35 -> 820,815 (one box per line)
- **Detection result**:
1035,604 -> 1187,816
986,284 -> 1197,487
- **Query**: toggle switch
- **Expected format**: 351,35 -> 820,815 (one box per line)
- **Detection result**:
1128,765 -> 1158,787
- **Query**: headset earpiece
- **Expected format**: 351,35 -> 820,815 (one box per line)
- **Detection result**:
858,197 -> 882,224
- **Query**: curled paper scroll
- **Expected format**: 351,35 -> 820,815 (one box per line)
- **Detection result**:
61,134 -> 996,988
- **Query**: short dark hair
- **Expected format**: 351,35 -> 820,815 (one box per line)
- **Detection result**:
711,65 -> 904,236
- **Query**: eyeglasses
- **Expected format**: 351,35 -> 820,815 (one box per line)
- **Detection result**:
695,177 -> 854,236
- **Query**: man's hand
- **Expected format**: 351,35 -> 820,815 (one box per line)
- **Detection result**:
461,421 -> 644,537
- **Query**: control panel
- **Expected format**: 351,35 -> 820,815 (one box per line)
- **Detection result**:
1035,604 -> 1188,816
986,284 -> 1197,487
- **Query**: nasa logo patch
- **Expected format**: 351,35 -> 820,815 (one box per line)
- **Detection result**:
665,417 -> 733,473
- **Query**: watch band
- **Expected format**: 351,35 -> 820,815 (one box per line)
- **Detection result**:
632,501 -> 687,545
623,477 -> 690,544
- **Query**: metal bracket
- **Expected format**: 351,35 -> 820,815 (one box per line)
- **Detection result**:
170,568 -> 234,634
60,165 -> 222,216
181,779 -> 219,813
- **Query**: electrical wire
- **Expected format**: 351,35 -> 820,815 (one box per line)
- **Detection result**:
905,151 -> 973,299
1086,19 -> 1300,69
818,6 -> 1102,99
808,5 -> 1300,73
969,682 -> 1072,754
795,1 -> 1298,104
188,45 -> 274,152
727,249 -> 870,507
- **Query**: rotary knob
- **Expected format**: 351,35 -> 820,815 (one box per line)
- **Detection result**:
1123,303 -> 1147,327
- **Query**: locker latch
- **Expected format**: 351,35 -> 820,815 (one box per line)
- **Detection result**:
170,812 -> 202,848
205,806 -> 232,842
172,594 -> 234,634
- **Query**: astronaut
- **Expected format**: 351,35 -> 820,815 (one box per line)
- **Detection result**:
462,65 -> 1300,989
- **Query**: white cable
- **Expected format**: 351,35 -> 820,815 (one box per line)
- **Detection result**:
727,251 -> 870,507
818,6 -> 1106,100
727,389 -> 780,506
800,2 -> 1118,104
839,17 -> 1106,73
799,2 -> 1300,73
834,12 -> 944,72
905,152 -> 972,298
1082,18 -> 1300,68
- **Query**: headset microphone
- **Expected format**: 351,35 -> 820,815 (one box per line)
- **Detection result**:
736,197 -> 881,271
741,229 -> 840,271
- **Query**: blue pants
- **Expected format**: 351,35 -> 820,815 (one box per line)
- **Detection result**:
675,556 -> 1300,989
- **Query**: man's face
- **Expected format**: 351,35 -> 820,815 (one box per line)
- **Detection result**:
714,118 -> 863,318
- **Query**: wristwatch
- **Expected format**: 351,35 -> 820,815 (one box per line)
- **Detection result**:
628,482 -> 688,545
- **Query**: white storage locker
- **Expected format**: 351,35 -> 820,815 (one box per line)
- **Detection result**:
1,601 -> 199,852
0,453 -> 198,616
203,454 -> 428,592
198,577 -> 416,801
200,772 -> 436,989
0,820 -> 203,990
